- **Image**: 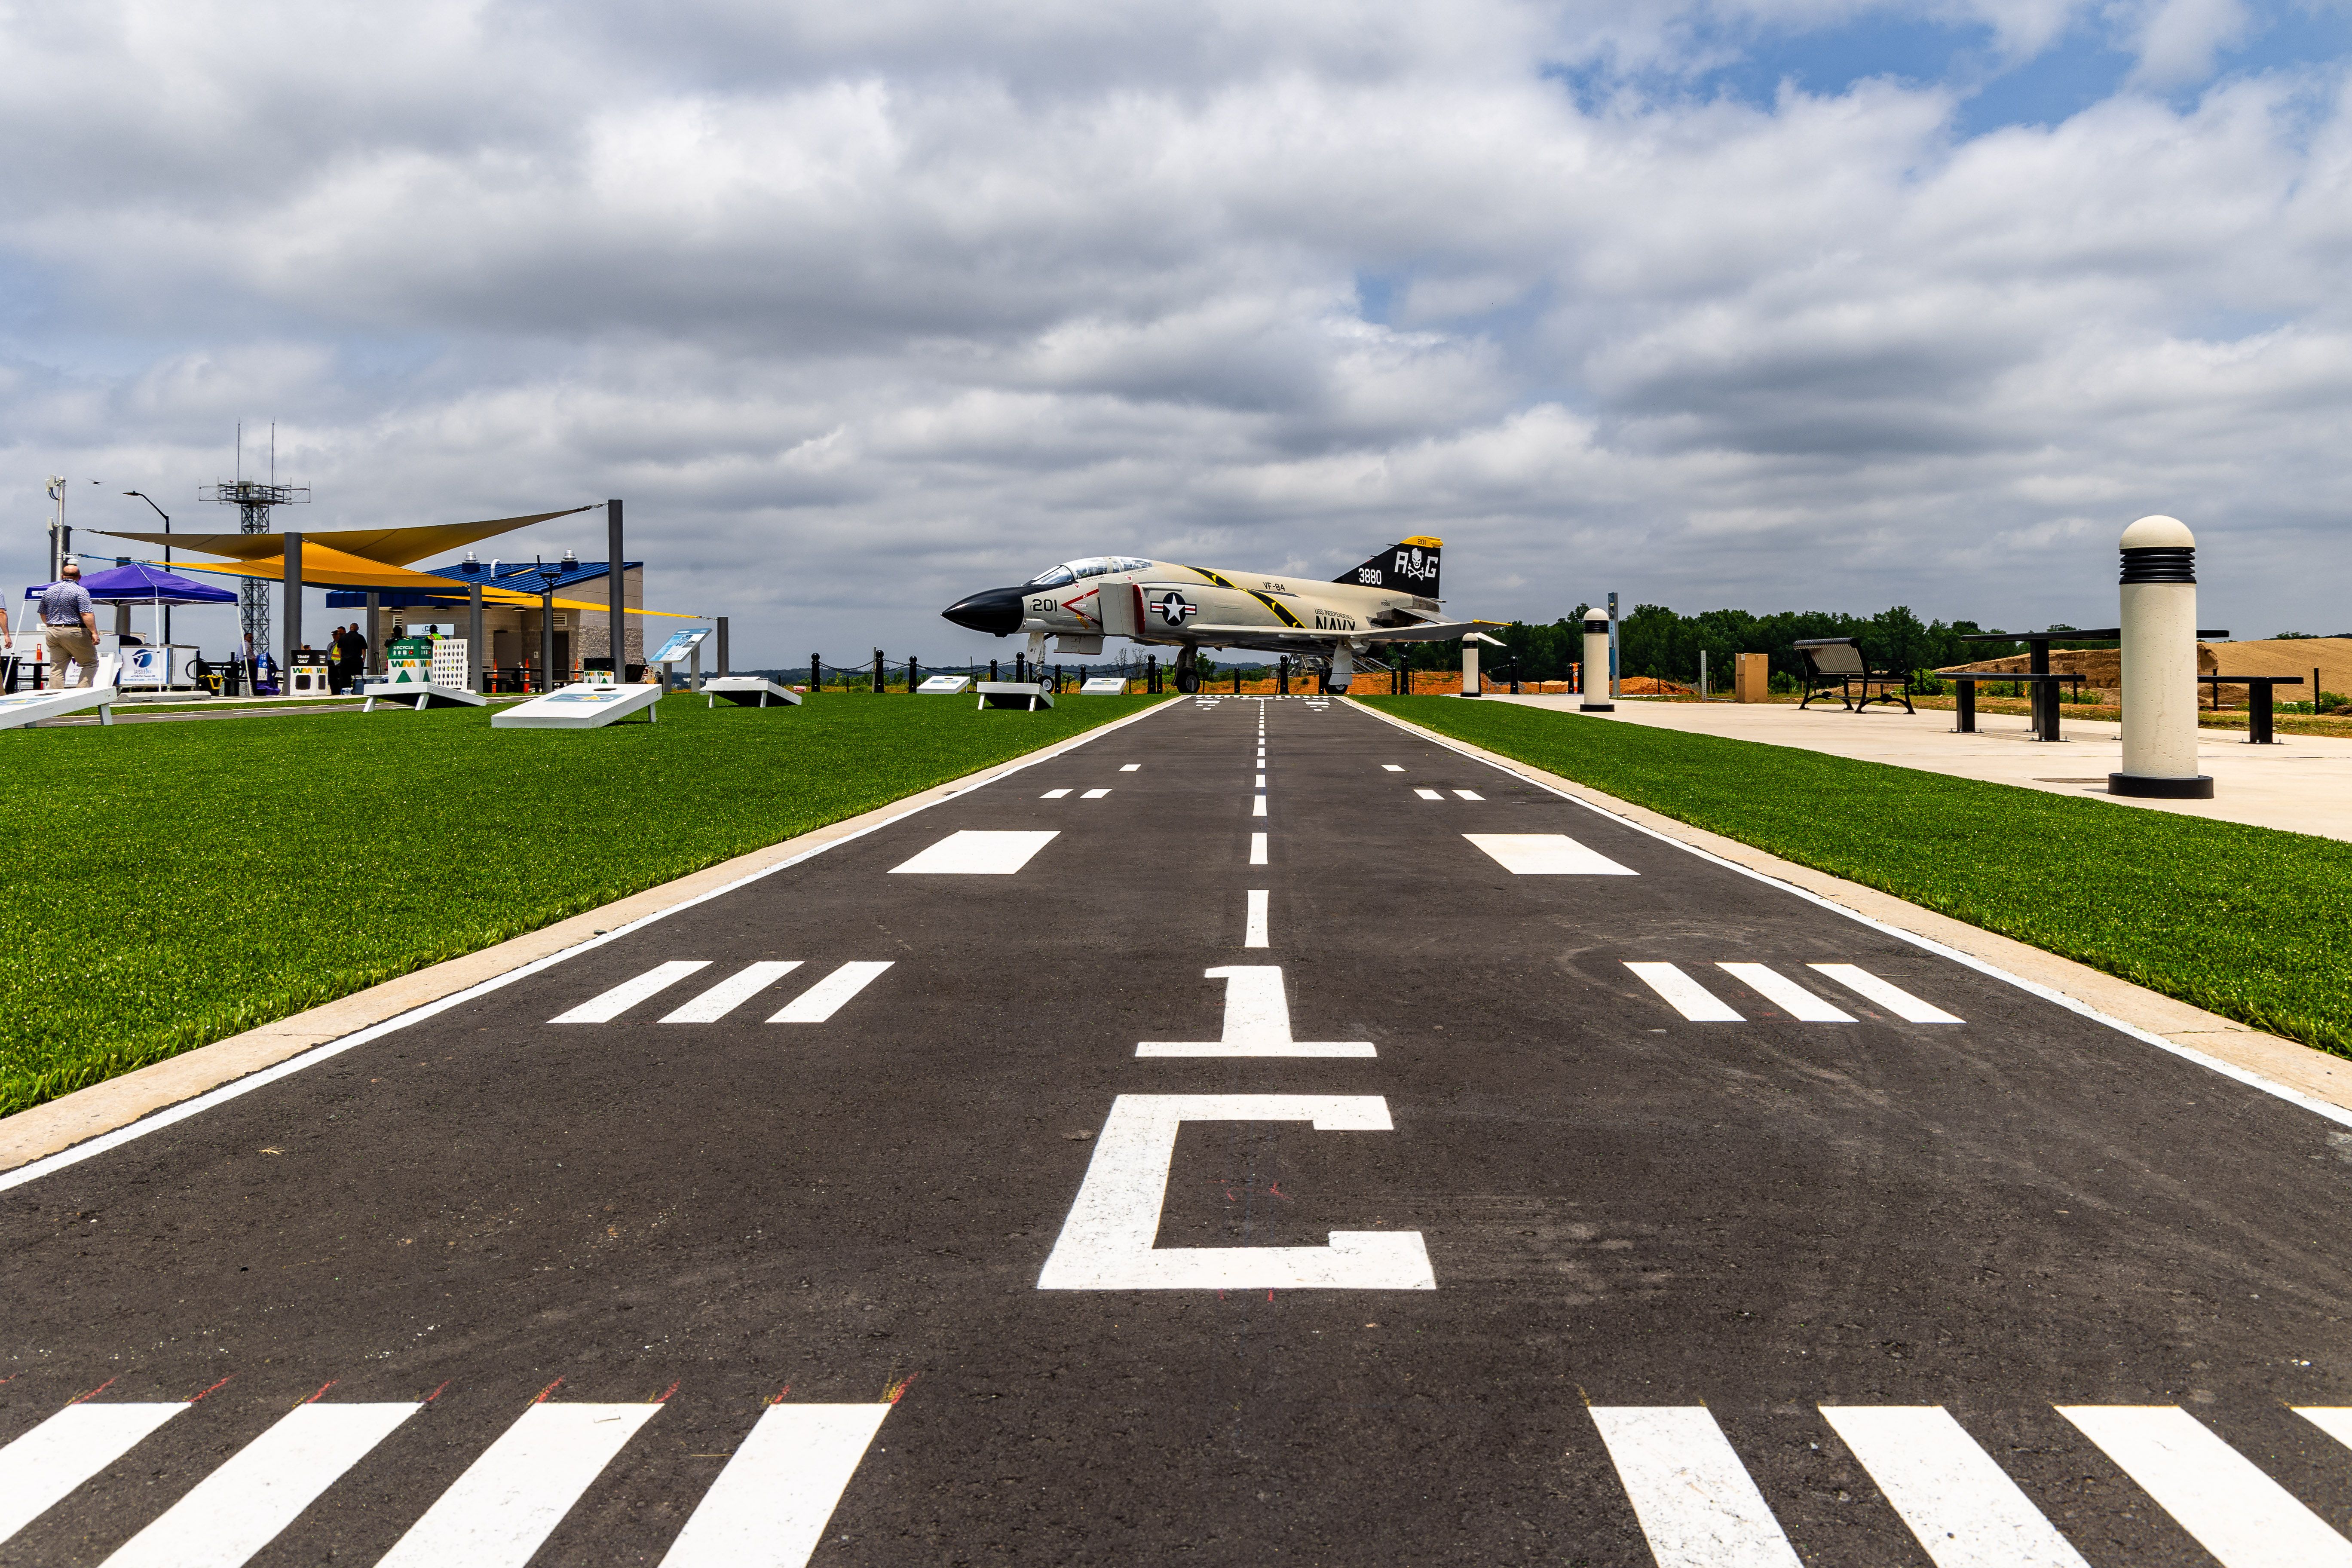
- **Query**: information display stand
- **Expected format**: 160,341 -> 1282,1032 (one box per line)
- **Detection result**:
362,683 -> 487,714
976,680 -> 1053,711
493,681 -> 664,729
703,676 -> 801,707
0,685 -> 118,731
1080,676 -> 1127,695
916,674 -> 972,695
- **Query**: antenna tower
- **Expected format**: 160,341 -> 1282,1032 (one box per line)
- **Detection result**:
199,422 -> 308,650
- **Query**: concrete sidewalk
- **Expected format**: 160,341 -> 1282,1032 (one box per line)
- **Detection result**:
1494,693 -> 2352,842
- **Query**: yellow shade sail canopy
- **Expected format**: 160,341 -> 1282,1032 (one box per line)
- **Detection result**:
92,507 -> 595,566
154,552 -> 701,620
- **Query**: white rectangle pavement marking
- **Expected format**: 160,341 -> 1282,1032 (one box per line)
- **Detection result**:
1414,788 -> 1443,800
1253,795 -> 1266,817
888,830 -> 1059,874
1040,788 -> 1071,799
658,1403 -> 891,1568
1249,832 -> 1268,866
1589,1406 -> 1803,1568
1463,834 -> 1637,876
1453,789 -> 1483,800
1382,764 -> 1404,771
1245,890 -> 1269,948
1810,964 -> 1963,1024
1626,963 -> 1744,1021
1137,967 -> 1375,1057
104,1402 -> 419,1568
2297,1406 -> 2352,1450
377,1403 -> 662,1568
662,961 -> 803,1023
1081,787 -> 1112,799
0,1403 -> 184,1545
769,961 -> 894,1023
550,961 -> 711,1023
1720,964 -> 1855,1023
1819,1406 -> 2090,1568
1120,763 -> 1139,771
2058,1405 -> 2352,1568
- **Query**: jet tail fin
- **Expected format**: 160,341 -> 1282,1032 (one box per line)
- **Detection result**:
1335,537 -> 1441,596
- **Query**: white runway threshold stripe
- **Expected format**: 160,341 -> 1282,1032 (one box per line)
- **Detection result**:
658,1403 -> 891,1568
888,830 -> 1060,875
1810,963 -> 1963,1023
376,1403 -> 662,1568
662,961 -> 802,1023
1589,1406 -> 1802,1568
1626,962 -> 1744,1022
103,1402 -> 420,1568
1719,963 -> 1855,1023
1245,890 -> 1269,948
1414,788 -> 1442,801
0,1403 -> 185,1545
1136,967 -> 1375,1058
2057,1406 -> 2352,1568
1818,1406 -> 2090,1568
551,961 -> 712,1023
1463,834 -> 1637,876
769,961 -> 894,1023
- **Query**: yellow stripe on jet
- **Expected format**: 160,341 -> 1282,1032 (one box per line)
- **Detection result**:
1249,591 -> 1305,628
1183,565 -> 1238,589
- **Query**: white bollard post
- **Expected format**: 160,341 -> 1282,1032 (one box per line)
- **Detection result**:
2110,514 -> 2212,799
1461,638 -> 1480,697
1579,607 -> 1614,712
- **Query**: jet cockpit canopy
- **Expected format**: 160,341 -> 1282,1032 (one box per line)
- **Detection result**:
1026,556 -> 1150,588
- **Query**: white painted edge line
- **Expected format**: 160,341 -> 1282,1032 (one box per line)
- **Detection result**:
0,698 -> 1186,1192
1348,699 -> 2352,1131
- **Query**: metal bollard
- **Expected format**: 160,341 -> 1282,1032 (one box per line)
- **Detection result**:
1579,608 -> 1614,712
2110,515 -> 2213,799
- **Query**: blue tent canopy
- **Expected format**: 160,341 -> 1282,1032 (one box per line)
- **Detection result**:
28,563 -> 238,606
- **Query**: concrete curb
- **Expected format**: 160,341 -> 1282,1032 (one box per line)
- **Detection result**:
0,698 -> 1180,1174
1352,698 -> 2352,1117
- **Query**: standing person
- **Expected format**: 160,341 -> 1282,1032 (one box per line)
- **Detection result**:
339,622 -> 369,692
325,624 -> 349,693
38,559 -> 101,689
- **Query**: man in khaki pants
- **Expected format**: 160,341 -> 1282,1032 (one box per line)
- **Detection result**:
39,559 -> 102,688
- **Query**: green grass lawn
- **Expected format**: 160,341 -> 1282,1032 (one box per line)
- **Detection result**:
1,692 -> 1163,1117
1362,696 -> 2352,1060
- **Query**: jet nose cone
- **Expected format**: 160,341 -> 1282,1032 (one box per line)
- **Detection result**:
941,585 -> 1026,636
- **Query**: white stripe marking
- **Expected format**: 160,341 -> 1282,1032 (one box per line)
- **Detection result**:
1720,964 -> 1855,1022
770,961 -> 894,1023
1249,832 -> 1268,866
1119,763 -> 1139,771
2296,1406 -> 2352,1452
1253,795 -> 1266,816
1810,964 -> 1963,1023
1453,789 -> 1482,800
1589,1406 -> 1802,1568
1626,962 -> 1744,1021
1820,1406 -> 2089,1568
1040,788 -> 1071,799
377,1403 -> 662,1568
0,1403 -> 184,1545
1082,787 -> 1112,799
1138,966 -> 1375,1057
662,961 -> 802,1023
1254,774 -> 1266,787
1463,833 -> 1636,875
2058,1405 -> 2352,1568
551,961 -> 710,1023
104,1403 -> 419,1568
1381,764 -> 1404,772
1414,788 -> 1442,800
1245,890 -> 1269,948
888,830 -> 1059,874
657,1404 -> 891,1568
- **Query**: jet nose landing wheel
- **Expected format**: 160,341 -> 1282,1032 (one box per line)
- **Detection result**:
1174,664 -> 1200,695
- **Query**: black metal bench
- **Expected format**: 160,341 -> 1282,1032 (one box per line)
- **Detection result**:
2203,674 -> 2302,744
1793,638 -> 1913,714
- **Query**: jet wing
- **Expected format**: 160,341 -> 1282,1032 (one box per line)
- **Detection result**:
1359,619 -> 1502,643
1173,620 -> 1500,643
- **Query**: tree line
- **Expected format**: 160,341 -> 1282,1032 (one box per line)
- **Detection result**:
1461,605 -> 2054,687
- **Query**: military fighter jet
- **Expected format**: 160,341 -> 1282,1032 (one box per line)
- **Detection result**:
940,537 -> 1491,693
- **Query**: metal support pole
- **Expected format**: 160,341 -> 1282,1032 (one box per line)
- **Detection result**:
716,616 -> 729,676
467,583 -> 484,693
540,590 -> 556,693
282,533 -> 303,692
607,500 -> 625,683
366,593 -> 381,676
1607,591 -> 1620,700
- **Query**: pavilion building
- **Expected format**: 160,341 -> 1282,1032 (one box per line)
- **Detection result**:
326,560 -> 644,685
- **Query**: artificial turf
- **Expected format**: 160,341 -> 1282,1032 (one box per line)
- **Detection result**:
1361,696 -> 2352,1060
1,692 -> 1165,1117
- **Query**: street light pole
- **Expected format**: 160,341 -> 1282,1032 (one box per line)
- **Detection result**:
123,491 -> 172,644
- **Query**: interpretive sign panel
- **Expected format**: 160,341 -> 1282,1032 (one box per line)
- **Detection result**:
1080,677 -> 1127,695
651,629 -> 710,666
492,681 -> 663,729
917,675 -> 972,695
704,676 -> 802,708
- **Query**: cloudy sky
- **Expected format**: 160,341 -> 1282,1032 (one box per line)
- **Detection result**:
6,0 -> 2349,665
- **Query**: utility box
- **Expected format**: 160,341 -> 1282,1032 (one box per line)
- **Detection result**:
1735,652 -> 1770,703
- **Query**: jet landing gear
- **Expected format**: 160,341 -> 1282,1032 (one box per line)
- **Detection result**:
1174,659 -> 1200,695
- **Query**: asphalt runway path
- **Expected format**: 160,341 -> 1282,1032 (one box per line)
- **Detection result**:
6,694 -> 2351,1566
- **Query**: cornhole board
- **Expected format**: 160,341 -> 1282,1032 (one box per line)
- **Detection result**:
1080,677 -> 1127,695
704,676 -> 802,707
976,680 -> 1053,711
362,682 -> 486,713
917,675 -> 972,694
0,684 -> 118,730
492,681 -> 663,729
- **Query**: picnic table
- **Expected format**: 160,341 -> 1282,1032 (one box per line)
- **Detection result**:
2203,673 -> 2303,744
1952,626 -> 2228,740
